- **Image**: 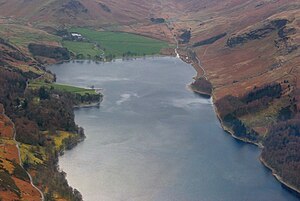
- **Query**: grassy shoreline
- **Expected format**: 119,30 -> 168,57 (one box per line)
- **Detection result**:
28,81 -> 99,96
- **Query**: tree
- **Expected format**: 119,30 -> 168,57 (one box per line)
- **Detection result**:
38,87 -> 49,100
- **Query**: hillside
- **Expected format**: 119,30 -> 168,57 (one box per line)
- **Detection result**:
0,0 -> 155,27
119,0 -> 300,193
0,0 -> 300,199
172,0 -> 300,193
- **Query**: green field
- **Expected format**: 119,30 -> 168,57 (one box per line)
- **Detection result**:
29,81 -> 98,95
62,41 -> 104,59
0,24 -> 169,60
68,28 -> 169,58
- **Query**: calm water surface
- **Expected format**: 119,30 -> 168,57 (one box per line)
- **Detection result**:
49,58 -> 299,201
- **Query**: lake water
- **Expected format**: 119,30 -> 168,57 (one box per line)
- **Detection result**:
49,58 -> 299,201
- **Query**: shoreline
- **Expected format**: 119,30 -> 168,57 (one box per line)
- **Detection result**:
210,93 -> 300,196
74,101 -> 101,108
52,53 -> 300,198
70,51 -> 300,197
17,59 -> 105,200
211,94 -> 264,148
260,157 -> 300,196
186,58 -> 300,196
187,83 -> 212,97
70,54 -> 300,196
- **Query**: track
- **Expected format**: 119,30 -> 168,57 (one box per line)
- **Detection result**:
164,11 -> 207,80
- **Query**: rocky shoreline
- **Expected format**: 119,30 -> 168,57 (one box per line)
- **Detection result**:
177,47 -> 300,197
209,92 -> 300,196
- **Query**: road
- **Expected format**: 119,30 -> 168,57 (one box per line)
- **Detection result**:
165,16 -> 207,80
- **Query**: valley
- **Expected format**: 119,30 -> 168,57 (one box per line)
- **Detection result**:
0,0 -> 300,200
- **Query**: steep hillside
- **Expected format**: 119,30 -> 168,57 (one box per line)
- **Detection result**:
176,0 -> 300,193
0,104 -> 42,201
0,28 -> 100,200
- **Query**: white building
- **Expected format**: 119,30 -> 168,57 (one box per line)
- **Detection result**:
70,33 -> 83,40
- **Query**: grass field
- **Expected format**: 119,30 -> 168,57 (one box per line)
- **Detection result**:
29,81 -> 98,95
0,24 -> 168,60
68,28 -> 169,58
62,41 -> 104,59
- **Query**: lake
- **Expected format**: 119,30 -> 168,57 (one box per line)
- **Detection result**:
49,57 -> 299,201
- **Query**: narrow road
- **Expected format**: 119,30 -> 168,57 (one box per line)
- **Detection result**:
165,16 -> 207,80
3,109 -> 44,201
194,52 -> 207,80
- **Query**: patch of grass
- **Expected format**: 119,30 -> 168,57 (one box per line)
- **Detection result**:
68,28 -> 169,57
29,81 -> 98,95
240,96 -> 290,128
10,32 -> 59,47
62,41 -> 104,59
